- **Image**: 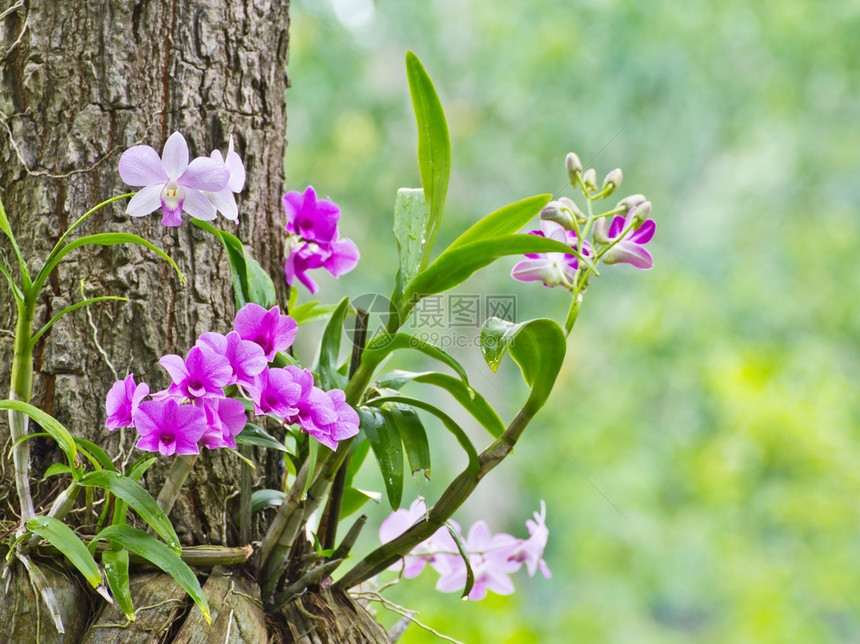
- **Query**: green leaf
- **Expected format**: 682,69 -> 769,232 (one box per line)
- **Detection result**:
317,297 -> 350,390
290,301 -> 338,325
44,463 -> 72,477
304,437 -> 319,497
345,332 -> 471,409
0,194 -> 29,287
0,260 -> 23,304
480,317 -> 566,416
345,436 -> 371,487
127,456 -> 157,481
79,471 -> 180,551
73,436 -> 115,472
358,407 -> 404,510
339,486 -> 382,520
368,396 -> 479,474
403,233 -> 597,318
406,51 -> 451,270
244,250 -> 277,309
190,219 -> 275,309
392,188 -> 430,307
102,548 -> 135,621
445,521 -> 475,599
226,447 -> 256,468
447,194 -> 551,250
27,516 -> 104,592
31,296 -> 128,346
0,400 -> 79,477
236,424 -> 287,452
376,370 -> 505,438
383,405 -> 431,478
251,489 -> 286,514
35,233 -> 184,294
90,525 -> 210,624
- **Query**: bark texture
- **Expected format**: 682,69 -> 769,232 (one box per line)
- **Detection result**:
0,0 -> 290,541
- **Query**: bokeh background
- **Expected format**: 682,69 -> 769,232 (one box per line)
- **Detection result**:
283,1 -> 860,642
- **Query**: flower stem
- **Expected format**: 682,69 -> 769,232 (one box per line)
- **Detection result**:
155,453 -> 198,515
9,297 -> 36,527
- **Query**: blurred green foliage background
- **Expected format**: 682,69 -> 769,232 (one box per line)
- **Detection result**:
284,0 -> 860,641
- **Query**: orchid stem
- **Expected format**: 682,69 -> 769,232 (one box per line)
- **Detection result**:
155,453 -> 198,515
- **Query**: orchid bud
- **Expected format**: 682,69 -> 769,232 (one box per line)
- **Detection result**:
566,152 -> 583,184
629,200 -> 652,226
540,201 -> 575,230
601,168 -> 623,196
558,196 -> 587,224
616,193 -> 647,211
593,218 -> 610,244
583,168 -> 597,191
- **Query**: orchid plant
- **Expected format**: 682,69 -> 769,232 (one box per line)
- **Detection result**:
0,51 -> 654,637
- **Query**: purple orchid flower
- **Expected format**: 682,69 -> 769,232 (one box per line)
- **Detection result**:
118,132 -> 229,227
206,135 -> 246,223
433,521 -> 521,601
379,499 -> 453,579
596,205 -> 655,269
247,366 -> 304,417
197,397 -> 248,450
233,303 -> 298,361
293,387 -> 360,451
158,346 -> 233,400
105,373 -> 150,431
283,186 -> 340,246
134,398 -> 207,456
511,220 -> 592,288
196,330 -> 268,388
506,501 -> 551,579
284,238 -> 360,295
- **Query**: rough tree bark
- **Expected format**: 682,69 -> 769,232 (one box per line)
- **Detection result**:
0,1 -> 388,641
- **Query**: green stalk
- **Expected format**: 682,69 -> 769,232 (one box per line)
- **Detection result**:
155,454 -> 198,514
9,297 -> 36,526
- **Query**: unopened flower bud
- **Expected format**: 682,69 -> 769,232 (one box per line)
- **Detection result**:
558,197 -> 587,224
566,152 -> 583,184
540,201 -> 575,230
583,168 -> 597,191
601,168 -> 623,196
593,218 -> 610,244
616,193 -> 647,211
629,200 -> 652,226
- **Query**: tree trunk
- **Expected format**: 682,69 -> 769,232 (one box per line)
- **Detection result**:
0,0 -> 290,540
0,1 -> 390,642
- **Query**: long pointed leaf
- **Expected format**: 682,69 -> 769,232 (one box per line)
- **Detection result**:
318,297 -> 350,390
0,400 -> 79,476
79,470 -> 180,551
480,317 -> 566,416
358,407 -> 404,511
102,548 -> 135,621
73,436 -> 115,471
447,194 -> 552,249
26,516 -> 106,593
403,233 -> 597,318
368,395 -> 479,474
89,525 -> 210,624
392,188 -> 429,308
383,405 -> 431,478
406,52 -> 451,270
36,233 -> 184,294
376,370 -> 505,438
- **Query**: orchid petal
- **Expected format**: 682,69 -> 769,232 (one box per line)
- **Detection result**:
119,146 -> 168,186
180,156 -> 230,192
161,132 -> 189,180
182,188 -> 217,221
126,184 -> 163,217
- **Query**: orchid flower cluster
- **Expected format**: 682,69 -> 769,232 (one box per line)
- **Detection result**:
512,153 -> 656,289
119,131 -> 245,227
282,186 -> 360,294
105,302 -> 360,455
379,499 -> 551,601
